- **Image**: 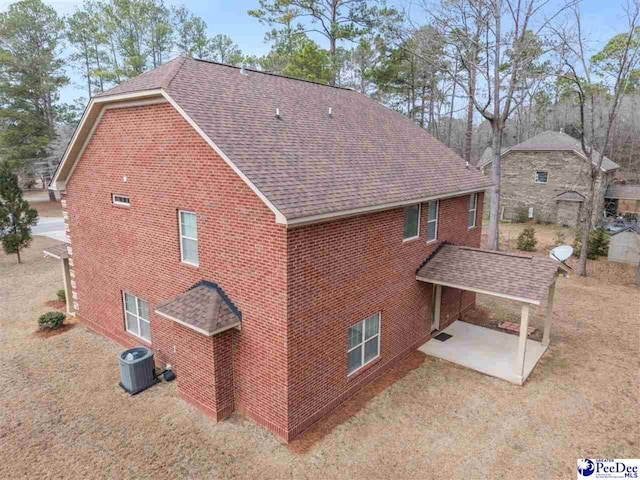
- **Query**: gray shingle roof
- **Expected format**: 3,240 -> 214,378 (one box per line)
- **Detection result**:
155,280 -> 241,336
43,242 -> 70,260
506,131 -> 620,172
606,184 -> 640,200
416,243 -> 565,304
97,57 -> 492,221
556,191 -> 585,202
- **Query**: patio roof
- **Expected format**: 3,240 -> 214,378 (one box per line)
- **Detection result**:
155,280 -> 242,336
43,242 -> 70,260
416,244 -> 566,305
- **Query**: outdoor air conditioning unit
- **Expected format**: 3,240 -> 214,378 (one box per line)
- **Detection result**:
118,346 -> 156,395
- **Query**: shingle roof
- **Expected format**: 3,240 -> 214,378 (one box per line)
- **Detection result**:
505,131 -> 619,172
478,146 -> 507,168
155,280 -> 241,336
96,57 -> 491,222
556,191 -> 585,202
416,244 -> 565,305
43,242 -> 70,260
606,184 -> 640,200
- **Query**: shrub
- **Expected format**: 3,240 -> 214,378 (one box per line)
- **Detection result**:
516,226 -> 537,251
623,212 -> 638,223
573,227 -> 610,260
56,289 -> 66,303
38,311 -> 65,330
552,231 -> 567,247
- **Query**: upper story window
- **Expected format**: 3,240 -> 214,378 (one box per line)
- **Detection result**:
123,292 -> 150,341
426,200 -> 439,242
403,204 -> 421,241
535,171 -> 549,184
347,312 -> 381,375
112,194 -> 130,206
468,193 -> 478,228
179,210 -> 199,266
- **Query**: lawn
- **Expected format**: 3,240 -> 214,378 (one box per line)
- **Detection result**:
0,234 -> 638,479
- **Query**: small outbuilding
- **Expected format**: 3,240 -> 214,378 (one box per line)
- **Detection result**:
608,226 -> 640,265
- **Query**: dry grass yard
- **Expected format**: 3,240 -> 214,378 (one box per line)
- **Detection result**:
1,234 -> 638,479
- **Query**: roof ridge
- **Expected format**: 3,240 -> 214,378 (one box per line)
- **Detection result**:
190,280 -> 242,320
164,56 -> 187,90
185,56 -> 355,92
416,241 -> 453,274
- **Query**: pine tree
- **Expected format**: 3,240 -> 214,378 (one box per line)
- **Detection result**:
0,163 -> 39,263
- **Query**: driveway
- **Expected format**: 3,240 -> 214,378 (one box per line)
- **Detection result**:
31,217 -> 66,242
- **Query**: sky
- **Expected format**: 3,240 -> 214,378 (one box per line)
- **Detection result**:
0,0 -> 633,105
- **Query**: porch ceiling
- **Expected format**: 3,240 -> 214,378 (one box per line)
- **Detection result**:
416,243 -> 566,305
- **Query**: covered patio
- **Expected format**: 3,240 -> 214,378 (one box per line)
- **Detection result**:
416,244 -> 567,385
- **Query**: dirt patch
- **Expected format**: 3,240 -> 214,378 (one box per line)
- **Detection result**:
288,350 -> 427,454
33,322 -> 76,339
32,200 -> 62,218
44,299 -> 66,310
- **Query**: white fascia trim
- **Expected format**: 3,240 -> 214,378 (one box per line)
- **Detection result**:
155,309 -> 241,336
415,276 -> 540,305
286,187 -> 489,227
159,90 -> 288,224
51,89 -> 167,191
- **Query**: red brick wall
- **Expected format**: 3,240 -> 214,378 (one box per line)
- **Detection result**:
64,103 -> 289,431
285,193 -> 483,437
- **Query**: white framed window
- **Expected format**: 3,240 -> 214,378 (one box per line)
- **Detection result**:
468,193 -> 478,228
123,292 -> 151,341
426,200 -> 439,242
403,204 -> 421,241
179,210 -> 199,266
112,194 -> 130,206
535,171 -> 548,184
347,312 -> 381,375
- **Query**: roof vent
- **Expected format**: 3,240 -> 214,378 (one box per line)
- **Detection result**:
240,66 -> 248,76
328,107 -> 333,118
275,108 -> 281,119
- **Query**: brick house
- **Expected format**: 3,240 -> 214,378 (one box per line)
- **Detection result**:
47,57 -> 565,441
480,131 -> 620,227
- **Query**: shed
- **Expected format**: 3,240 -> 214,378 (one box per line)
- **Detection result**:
608,227 -> 640,265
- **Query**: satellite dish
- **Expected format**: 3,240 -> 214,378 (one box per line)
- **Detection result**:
550,245 -> 573,262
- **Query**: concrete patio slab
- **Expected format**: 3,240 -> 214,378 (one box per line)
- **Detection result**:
418,320 -> 547,385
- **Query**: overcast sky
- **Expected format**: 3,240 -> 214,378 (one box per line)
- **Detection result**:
0,0 -> 631,105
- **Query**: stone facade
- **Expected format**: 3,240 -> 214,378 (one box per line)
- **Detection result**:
63,102 -> 484,442
482,150 -> 614,226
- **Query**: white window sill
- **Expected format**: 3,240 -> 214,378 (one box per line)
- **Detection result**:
426,238 -> 437,245
126,330 -> 152,344
403,235 -> 420,243
347,353 -> 380,378
180,260 -> 199,268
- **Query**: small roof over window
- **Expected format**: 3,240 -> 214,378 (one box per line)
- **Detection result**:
556,191 -> 585,202
155,280 -> 241,336
416,243 -> 567,305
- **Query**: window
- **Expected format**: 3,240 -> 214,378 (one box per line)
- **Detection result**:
347,313 -> 381,375
468,193 -> 478,228
403,204 -> 420,241
535,171 -> 548,184
179,210 -> 199,265
426,200 -> 438,242
123,292 -> 150,341
112,194 -> 130,206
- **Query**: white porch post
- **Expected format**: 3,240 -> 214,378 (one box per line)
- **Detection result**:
542,280 -> 556,347
62,258 -> 74,315
433,284 -> 442,331
515,303 -> 530,384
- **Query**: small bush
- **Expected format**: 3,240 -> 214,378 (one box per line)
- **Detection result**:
516,226 -> 537,251
38,311 -> 65,330
56,289 -> 66,303
573,227 -> 610,260
552,231 -> 567,247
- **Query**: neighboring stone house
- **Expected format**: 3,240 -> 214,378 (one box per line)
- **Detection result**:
46,57 -> 565,442
480,131 -> 620,227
